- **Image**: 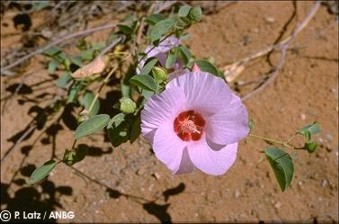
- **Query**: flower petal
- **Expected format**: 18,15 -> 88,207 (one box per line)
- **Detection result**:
206,95 -> 249,145
176,147 -> 195,174
137,36 -> 181,74
153,121 -> 187,173
188,138 -> 238,175
167,71 -> 233,116
141,86 -> 185,143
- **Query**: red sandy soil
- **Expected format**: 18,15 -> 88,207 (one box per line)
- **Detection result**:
1,1 -> 338,223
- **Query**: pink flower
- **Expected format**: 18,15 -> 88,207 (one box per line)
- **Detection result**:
137,36 -> 183,74
141,71 -> 249,175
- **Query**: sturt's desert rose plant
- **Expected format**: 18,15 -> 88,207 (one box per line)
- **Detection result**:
23,3 -> 320,192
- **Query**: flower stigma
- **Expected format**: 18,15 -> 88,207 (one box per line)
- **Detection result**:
174,110 -> 205,141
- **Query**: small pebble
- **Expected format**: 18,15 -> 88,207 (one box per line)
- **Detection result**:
326,146 -> 332,152
325,133 -> 333,142
152,172 -> 160,180
136,167 -> 145,176
265,17 -> 275,23
300,113 -> 306,120
243,35 -> 252,46
318,137 -> 324,143
321,179 -> 328,187
253,28 -> 259,33
274,202 -> 282,209
234,190 -> 241,198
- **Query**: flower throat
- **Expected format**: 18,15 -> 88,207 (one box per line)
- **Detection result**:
174,110 -> 205,141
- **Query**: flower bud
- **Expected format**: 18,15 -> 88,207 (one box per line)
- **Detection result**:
119,97 -> 136,114
152,66 -> 168,83
305,142 -> 318,153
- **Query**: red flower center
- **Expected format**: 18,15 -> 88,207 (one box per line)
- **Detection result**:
174,110 -> 205,141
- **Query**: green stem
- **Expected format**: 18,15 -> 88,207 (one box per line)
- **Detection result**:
71,139 -> 77,150
249,133 -> 295,148
87,66 -> 116,114
286,134 -> 297,144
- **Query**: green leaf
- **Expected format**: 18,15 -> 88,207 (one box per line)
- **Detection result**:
32,1 -> 50,11
130,115 -> 141,143
188,6 -> 203,22
27,160 -> 57,185
165,48 -> 177,69
67,81 -> 84,104
56,73 -> 72,89
298,122 -> 320,142
175,17 -> 190,30
120,79 -> 131,97
150,17 -> 176,42
91,42 -> 106,51
249,119 -> 255,132
304,142 -> 318,153
80,91 -> 100,116
107,113 -> 125,128
48,60 -> 59,74
75,114 -> 110,140
117,24 -> 134,35
265,147 -> 294,192
193,60 -> 220,77
145,14 -> 167,25
43,47 -> 61,57
63,144 -> 88,166
129,75 -> 158,92
139,58 -> 158,76
178,5 -> 192,17
303,130 -> 312,142
141,88 -> 155,100
63,58 -> 71,71
107,113 -> 130,147
178,45 -> 192,65
298,122 -> 320,140
80,49 -> 95,61
70,56 -> 83,67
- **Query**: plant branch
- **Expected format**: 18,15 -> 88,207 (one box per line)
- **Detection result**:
249,133 -> 295,149
88,66 -> 117,114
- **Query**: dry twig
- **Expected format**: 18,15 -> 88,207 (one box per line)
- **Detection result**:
223,1 -> 321,101
1,23 -> 117,75
241,0 -> 321,101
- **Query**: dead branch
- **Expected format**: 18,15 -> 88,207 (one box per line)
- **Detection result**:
224,1 -> 321,87
222,1 -> 320,101
240,1 -> 321,101
1,23 -> 117,75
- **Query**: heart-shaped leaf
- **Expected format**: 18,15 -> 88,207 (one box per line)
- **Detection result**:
178,5 -> 191,17
150,17 -> 176,42
129,75 -> 158,92
139,58 -> 158,76
298,122 -> 320,142
265,147 -> 294,192
193,60 -> 221,78
27,160 -> 57,185
80,91 -> 100,116
75,114 -> 110,140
